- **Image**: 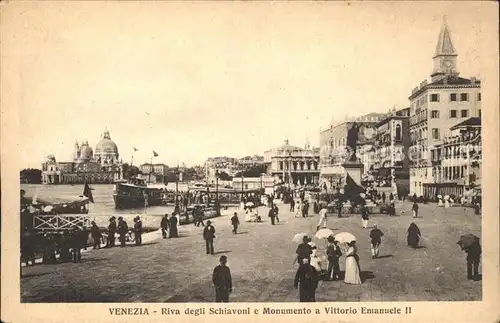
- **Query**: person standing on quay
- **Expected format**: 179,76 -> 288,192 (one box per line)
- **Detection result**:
204,220 -> 216,255
296,236 -> 313,265
273,204 -> 280,223
133,216 -> 143,246
316,206 -> 328,231
412,201 -> 419,218
382,192 -> 386,204
294,258 -> 318,302
369,224 -> 384,258
169,214 -> 179,238
326,236 -> 342,280
161,214 -> 169,239
344,241 -> 362,285
230,212 -> 240,234
90,221 -> 102,250
290,199 -> 295,212
117,217 -> 128,247
361,205 -> 369,228
463,240 -> 481,280
106,216 -> 117,248
268,206 -> 277,225
212,255 -> 232,302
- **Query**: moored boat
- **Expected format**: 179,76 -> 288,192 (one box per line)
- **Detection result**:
113,177 -> 164,209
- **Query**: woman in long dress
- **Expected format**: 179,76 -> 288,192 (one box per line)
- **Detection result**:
344,241 -> 362,284
407,222 -> 421,248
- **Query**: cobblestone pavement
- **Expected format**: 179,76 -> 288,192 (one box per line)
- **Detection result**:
21,201 -> 482,302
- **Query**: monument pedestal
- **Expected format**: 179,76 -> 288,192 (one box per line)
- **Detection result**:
342,161 -> 364,186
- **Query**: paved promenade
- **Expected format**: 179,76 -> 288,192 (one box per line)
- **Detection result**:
21,201 -> 481,302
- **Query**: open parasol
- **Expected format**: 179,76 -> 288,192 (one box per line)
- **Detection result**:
457,234 -> 480,250
315,228 -> 335,240
292,232 -> 309,243
245,202 -> 254,207
334,231 -> 356,244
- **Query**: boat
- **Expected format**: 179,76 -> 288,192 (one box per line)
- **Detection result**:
113,177 -> 164,209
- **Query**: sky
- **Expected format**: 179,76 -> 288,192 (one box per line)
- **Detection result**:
2,2 -> 494,169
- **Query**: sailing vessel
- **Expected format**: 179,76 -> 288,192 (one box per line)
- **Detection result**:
113,177 -> 164,209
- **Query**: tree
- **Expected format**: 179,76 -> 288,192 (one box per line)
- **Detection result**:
218,171 -> 232,181
234,165 -> 267,178
20,168 -> 42,184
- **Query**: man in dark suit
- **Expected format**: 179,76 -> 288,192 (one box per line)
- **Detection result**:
160,214 -> 169,239
294,258 -> 318,302
326,236 -> 342,280
212,255 -> 232,302
133,216 -> 143,246
230,212 -> 240,234
203,220 -> 216,255
296,236 -> 313,265
465,241 -> 482,280
268,207 -> 276,225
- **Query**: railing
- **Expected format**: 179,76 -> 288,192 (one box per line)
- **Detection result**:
33,214 -> 91,231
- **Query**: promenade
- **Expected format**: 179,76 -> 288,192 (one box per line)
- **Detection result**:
21,201 -> 481,302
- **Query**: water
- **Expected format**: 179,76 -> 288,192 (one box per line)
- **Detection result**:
21,184 -> 185,229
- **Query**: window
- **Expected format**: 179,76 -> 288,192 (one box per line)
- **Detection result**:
460,93 -> 469,101
479,109 -> 482,118
461,109 -> 468,118
432,128 -> 440,140
430,94 -> 440,102
450,93 -> 457,101
477,93 -> 481,101
431,110 -> 440,118
450,110 -> 457,118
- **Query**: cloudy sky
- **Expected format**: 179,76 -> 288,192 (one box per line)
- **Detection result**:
2,1 -> 494,169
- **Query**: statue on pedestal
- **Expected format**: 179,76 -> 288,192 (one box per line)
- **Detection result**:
346,122 -> 361,163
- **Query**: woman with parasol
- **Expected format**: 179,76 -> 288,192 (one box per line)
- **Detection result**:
458,234 -> 481,280
344,240 -> 362,284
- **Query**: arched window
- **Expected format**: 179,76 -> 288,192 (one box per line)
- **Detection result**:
395,124 -> 402,141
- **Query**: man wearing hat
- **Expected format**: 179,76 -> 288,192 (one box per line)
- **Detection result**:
230,212 -> 240,234
326,236 -> 342,280
294,258 -> 318,302
369,224 -> 384,258
212,255 -> 232,302
296,236 -> 313,265
106,216 -> 117,248
203,220 -> 216,255
133,216 -> 143,246
117,217 -> 128,247
160,214 -> 169,239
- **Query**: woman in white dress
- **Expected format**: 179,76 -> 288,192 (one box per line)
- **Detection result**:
344,241 -> 362,284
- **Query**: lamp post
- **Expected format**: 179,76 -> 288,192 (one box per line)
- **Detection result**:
174,165 -> 180,214
215,169 -> 220,216
241,174 -> 244,203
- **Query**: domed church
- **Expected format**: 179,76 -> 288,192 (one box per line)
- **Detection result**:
42,128 -> 123,184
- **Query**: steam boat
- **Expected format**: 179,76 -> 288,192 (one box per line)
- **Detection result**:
113,177 -> 164,209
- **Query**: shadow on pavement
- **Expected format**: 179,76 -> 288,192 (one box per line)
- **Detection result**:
213,250 -> 231,255
21,272 -> 51,279
237,232 -> 249,235
376,254 -> 393,259
130,242 -> 159,247
361,271 -> 375,282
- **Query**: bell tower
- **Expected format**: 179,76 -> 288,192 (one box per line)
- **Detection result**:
431,18 -> 459,82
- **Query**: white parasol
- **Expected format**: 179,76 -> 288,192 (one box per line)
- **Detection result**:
334,231 -> 356,244
437,195 -> 442,199
315,228 -> 335,240
292,232 -> 309,243
245,202 -> 254,207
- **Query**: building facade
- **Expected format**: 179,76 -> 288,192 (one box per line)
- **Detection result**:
41,128 -> 123,184
319,113 -> 386,191
427,117 -> 481,198
364,111 -> 411,196
408,22 -> 481,196
139,163 -> 169,184
264,139 -> 320,187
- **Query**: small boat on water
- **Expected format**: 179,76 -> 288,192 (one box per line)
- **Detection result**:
113,177 -> 164,209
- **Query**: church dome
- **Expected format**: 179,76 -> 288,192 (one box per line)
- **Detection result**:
79,141 -> 93,160
95,128 -> 119,155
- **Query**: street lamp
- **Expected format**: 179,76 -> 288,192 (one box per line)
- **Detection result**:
215,169 -> 220,216
174,165 -> 180,214
241,174 -> 245,203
